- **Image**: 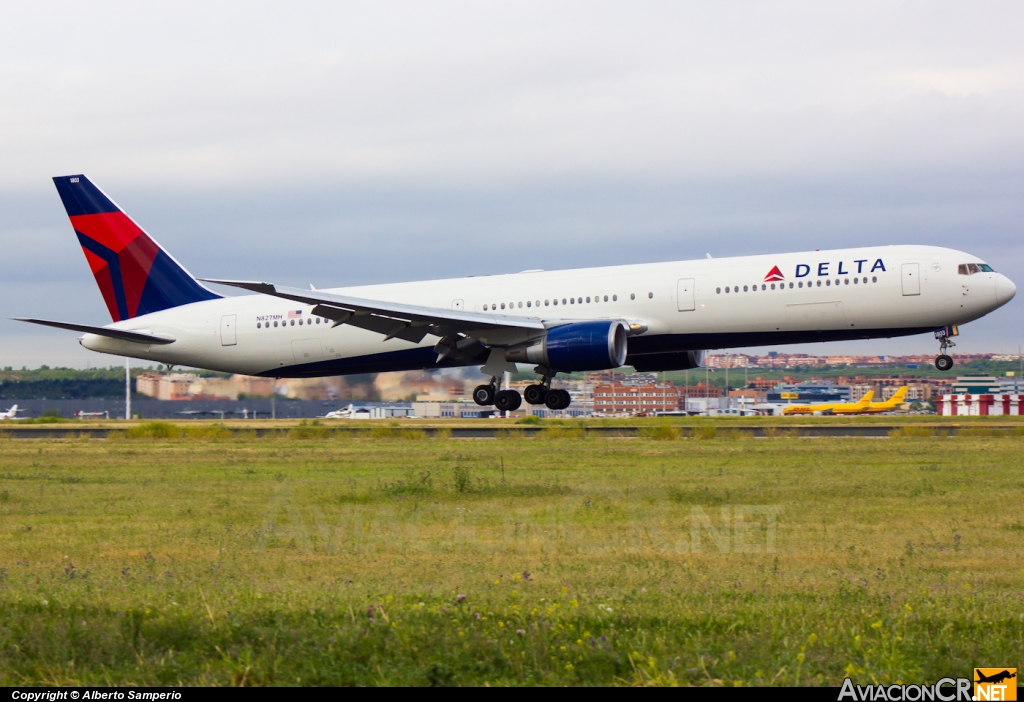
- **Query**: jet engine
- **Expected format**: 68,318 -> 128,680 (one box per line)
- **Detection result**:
506,321 -> 628,372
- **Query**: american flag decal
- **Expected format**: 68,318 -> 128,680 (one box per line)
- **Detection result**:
287,310 -> 303,319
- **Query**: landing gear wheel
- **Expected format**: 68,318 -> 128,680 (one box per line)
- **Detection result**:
472,384 -> 496,406
545,389 -> 571,411
524,384 -> 548,405
495,389 -> 522,412
935,354 -> 954,372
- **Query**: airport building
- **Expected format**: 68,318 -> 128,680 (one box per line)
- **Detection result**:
593,383 -> 679,414
411,401 -> 492,419
936,394 -> 1022,416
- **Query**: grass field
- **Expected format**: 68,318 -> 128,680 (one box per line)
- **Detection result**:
1,424 -> 1022,686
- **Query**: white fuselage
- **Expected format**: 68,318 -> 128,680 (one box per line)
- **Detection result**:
79,245 -> 1015,377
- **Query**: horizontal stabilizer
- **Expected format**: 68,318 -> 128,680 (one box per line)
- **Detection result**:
12,318 -> 175,345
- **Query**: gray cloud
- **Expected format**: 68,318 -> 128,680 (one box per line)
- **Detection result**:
1,1 -> 1022,366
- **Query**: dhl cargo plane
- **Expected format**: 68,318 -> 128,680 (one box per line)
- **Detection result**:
782,387 -> 908,415
14,176 -> 1017,412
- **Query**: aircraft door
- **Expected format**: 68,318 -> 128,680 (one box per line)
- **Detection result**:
901,263 -> 921,296
676,279 -> 695,311
220,315 -> 237,346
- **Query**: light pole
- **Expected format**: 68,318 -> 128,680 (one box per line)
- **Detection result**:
125,357 -> 131,420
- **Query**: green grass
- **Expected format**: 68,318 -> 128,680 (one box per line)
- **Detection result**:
0,431 -> 1022,686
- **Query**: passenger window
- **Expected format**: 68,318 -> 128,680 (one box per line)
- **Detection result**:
274,321 -> 278,327
257,322 -> 261,329
612,295 -> 617,301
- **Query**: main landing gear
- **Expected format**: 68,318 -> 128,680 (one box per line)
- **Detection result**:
472,377 -> 523,412
934,326 -> 957,372
472,371 -> 572,412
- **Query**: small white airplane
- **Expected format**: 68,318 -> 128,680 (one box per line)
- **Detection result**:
75,410 -> 110,419
0,404 -> 25,420
14,175 -> 1017,412
324,404 -> 371,419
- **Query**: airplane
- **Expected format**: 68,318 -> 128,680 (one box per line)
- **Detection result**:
75,410 -> 110,419
975,670 -> 1016,685
324,404 -> 360,419
782,387 -> 909,415
0,404 -> 25,420
14,175 -> 1018,412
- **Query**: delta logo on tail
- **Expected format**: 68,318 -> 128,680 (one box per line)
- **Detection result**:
52,175 -> 219,322
764,266 -> 785,282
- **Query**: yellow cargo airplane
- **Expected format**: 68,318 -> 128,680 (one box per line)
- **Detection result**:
782,387 -> 908,415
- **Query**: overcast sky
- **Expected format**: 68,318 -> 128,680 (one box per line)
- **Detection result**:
2,1 -> 1022,368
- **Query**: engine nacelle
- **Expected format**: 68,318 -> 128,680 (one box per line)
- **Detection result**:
628,350 -> 705,372
506,321 -> 628,372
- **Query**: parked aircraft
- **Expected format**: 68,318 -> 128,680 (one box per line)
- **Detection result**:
783,391 -> 874,415
0,404 -> 25,420
783,387 -> 909,415
324,405 -> 362,419
15,175 -> 1017,411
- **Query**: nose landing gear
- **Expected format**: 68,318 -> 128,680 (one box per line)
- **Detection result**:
934,326 -> 958,372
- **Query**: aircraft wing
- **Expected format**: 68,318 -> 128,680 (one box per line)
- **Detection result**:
201,279 -> 549,347
12,318 -> 176,345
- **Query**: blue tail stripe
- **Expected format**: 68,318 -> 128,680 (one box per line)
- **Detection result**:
75,232 -> 129,320
53,175 -> 120,216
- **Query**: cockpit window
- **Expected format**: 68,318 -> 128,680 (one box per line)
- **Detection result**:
959,263 -> 995,275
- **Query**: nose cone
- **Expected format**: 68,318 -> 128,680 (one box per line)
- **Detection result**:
996,274 -> 1017,306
